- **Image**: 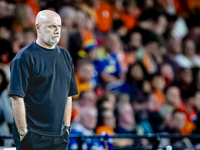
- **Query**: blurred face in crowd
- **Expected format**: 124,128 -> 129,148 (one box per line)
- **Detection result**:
80,107 -> 97,130
161,64 -> 174,84
76,63 -> 94,81
151,76 -> 165,92
0,27 -> 10,39
24,6 -> 35,28
167,37 -> 182,55
148,94 -> 161,112
0,1 -> 7,19
7,3 -> 16,17
144,0 -> 154,8
23,31 -> 37,46
103,110 -> 116,129
119,104 -> 135,127
187,97 -> 197,110
165,86 -> 181,107
154,15 -> 167,35
13,31 -> 24,53
87,48 -> 98,61
61,7 -> 76,27
129,32 -> 142,50
75,10 -> 85,29
184,39 -> 195,56
180,69 -> 193,85
131,64 -> 143,81
36,10 -> 61,47
145,42 -> 158,55
124,1 -> 137,16
85,17 -> 95,31
79,91 -> 96,107
143,80 -> 152,93
105,33 -> 121,53
171,111 -> 186,131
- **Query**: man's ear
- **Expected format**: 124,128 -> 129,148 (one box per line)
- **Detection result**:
35,24 -> 41,34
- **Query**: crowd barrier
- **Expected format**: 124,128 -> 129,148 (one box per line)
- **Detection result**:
1,133 -> 200,150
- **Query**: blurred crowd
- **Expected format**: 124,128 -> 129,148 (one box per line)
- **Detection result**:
1,0 -> 200,149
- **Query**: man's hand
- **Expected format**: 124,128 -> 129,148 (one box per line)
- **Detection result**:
19,131 -> 28,141
66,129 -> 69,135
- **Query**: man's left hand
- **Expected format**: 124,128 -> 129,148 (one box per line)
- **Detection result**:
66,129 -> 69,134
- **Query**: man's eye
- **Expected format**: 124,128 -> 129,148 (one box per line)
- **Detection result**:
49,25 -> 53,28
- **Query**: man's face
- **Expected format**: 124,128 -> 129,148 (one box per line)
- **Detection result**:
82,109 -> 97,130
121,104 -> 134,127
103,110 -> 116,129
77,64 -> 94,81
79,91 -> 96,107
181,69 -> 193,85
168,37 -> 182,54
172,112 -> 186,130
39,16 -> 61,46
129,32 -> 142,49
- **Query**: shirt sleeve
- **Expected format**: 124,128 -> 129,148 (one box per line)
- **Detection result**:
9,58 -> 31,98
68,63 -> 78,97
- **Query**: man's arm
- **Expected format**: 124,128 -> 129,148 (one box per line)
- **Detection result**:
64,96 -> 72,133
11,96 -> 27,140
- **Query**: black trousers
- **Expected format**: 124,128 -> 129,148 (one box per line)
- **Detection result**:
13,126 -> 68,150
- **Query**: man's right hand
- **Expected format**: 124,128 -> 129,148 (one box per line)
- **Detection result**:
20,133 -> 27,141
18,129 -> 28,141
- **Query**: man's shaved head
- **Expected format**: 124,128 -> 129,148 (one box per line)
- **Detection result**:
36,10 -> 61,25
35,10 -> 62,48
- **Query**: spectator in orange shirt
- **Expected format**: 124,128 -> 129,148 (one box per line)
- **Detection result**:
160,86 -> 182,124
96,109 -> 116,135
180,92 -> 198,123
119,0 -> 139,31
164,109 -> 186,134
151,75 -> 166,105
175,91 -> 197,134
71,90 -> 97,123
75,59 -> 95,95
161,64 -> 174,86
96,0 -> 112,32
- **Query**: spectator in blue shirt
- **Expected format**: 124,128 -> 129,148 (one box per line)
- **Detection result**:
95,33 -> 122,87
70,106 -> 104,150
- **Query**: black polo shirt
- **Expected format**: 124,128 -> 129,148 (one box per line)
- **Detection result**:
9,41 -> 78,136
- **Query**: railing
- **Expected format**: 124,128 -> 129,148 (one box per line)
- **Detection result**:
1,133 -> 200,150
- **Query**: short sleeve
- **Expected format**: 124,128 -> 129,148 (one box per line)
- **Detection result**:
9,59 -> 31,98
68,63 -> 78,97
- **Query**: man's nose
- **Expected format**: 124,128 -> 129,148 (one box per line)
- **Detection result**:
55,27 -> 60,34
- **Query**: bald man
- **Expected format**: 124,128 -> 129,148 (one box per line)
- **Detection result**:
9,10 -> 78,150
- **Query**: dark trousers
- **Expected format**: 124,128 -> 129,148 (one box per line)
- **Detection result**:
13,126 -> 68,150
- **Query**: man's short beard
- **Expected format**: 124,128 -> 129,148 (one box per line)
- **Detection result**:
41,33 -> 60,46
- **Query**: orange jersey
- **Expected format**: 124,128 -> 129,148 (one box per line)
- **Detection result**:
155,92 -> 164,105
119,11 -> 137,31
96,2 -> 113,32
96,125 -> 115,135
